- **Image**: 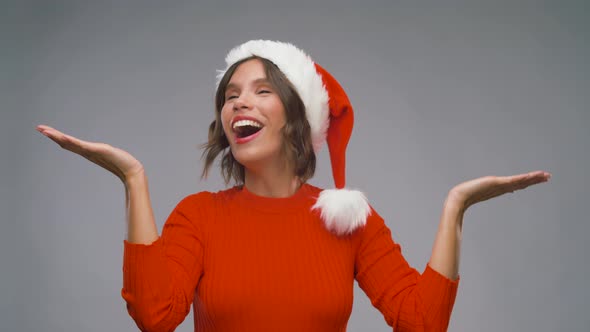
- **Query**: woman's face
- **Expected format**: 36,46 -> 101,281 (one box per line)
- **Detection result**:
221,58 -> 287,170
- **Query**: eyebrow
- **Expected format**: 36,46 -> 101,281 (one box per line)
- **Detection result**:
225,78 -> 272,93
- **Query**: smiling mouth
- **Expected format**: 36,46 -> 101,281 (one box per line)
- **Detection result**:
232,119 -> 263,139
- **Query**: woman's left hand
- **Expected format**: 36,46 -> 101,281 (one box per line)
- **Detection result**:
447,170 -> 551,211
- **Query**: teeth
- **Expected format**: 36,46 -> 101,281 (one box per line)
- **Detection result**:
232,120 -> 262,130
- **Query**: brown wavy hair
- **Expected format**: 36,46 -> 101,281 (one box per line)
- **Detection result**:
201,56 -> 316,185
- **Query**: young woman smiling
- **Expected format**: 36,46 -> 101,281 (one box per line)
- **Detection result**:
37,40 -> 551,332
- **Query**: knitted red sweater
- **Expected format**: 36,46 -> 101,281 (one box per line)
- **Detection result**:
121,184 -> 459,331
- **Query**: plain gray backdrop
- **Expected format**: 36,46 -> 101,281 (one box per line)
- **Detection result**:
3,0 -> 589,331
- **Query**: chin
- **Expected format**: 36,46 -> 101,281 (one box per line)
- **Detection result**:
232,150 -> 265,167
231,146 -> 280,170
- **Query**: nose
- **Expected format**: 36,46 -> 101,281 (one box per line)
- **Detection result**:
233,93 -> 253,111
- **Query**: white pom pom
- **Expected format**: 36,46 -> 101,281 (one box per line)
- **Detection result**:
312,188 -> 371,236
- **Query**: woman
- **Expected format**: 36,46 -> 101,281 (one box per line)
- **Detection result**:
36,40 -> 550,331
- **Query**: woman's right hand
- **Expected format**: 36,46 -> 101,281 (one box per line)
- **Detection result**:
36,125 -> 145,184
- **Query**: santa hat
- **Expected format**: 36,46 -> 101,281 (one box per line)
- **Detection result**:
216,40 -> 371,235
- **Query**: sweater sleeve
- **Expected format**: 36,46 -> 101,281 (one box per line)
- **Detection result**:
121,192 -> 210,332
355,209 -> 459,332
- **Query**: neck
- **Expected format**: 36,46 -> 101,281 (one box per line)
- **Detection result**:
244,166 -> 301,198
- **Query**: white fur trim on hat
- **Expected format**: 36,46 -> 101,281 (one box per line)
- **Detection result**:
312,189 -> 371,235
216,40 -> 330,152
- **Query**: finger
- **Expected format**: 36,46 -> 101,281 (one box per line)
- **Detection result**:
36,124 -> 55,133
43,132 -> 100,158
519,174 -> 550,189
519,171 -> 551,185
524,170 -> 551,180
505,172 -> 551,193
60,133 -> 89,152
37,126 -> 69,145
52,133 -> 81,151
502,171 -> 550,184
36,125 -> 64,137
504,173 -> 530,183
39,127 -> 96,154
483,175 -> 529,196
36,126 -> 86,148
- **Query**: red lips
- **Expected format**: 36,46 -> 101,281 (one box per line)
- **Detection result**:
230,115 -> 264,144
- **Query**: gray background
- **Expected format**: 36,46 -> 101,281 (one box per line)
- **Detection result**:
2,0 -> 589,331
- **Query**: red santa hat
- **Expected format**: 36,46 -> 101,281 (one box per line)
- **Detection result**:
216,40 -> 371,235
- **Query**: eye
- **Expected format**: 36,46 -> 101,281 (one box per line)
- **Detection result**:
258,90 -> 271,94
226,95 -> 238,101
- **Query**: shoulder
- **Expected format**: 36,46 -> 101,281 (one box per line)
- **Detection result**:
174,186 -> 241,214
348,202 -> 390,242
363,207 -> 389,235
302,182 -> 324,197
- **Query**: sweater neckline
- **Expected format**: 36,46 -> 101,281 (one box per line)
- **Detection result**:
237,183 -> 316,212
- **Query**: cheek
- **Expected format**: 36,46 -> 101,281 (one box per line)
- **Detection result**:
268,100 -> 287,127
220,107 -> 232,134
277,110 -> 287,130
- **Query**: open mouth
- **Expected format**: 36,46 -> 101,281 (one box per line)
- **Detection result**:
232,119 -> 263,139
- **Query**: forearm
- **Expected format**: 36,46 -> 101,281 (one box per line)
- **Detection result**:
428,193 -> 465,280
124,171 -> 159,244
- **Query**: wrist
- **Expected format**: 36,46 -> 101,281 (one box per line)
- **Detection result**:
124,169 -> 147,189
441,192 -> 467,229
445,190 -> 468,214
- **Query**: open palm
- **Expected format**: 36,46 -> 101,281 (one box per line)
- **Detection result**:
36,125 -> 144,183
450,170 -> 551,210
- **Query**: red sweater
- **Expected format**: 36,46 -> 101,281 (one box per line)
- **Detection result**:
122,183 -> 459,331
